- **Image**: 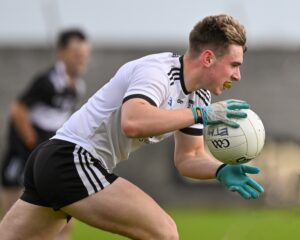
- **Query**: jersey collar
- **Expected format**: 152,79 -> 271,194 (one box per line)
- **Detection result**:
179,55 -> 190,95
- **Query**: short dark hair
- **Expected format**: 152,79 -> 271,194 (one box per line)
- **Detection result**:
56,29 -> 87,49
188,15 -> 247,57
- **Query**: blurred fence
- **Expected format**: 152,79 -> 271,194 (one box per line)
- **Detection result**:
1,47 -> 300,207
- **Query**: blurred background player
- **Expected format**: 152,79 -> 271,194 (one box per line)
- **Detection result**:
0,28 -> 91,239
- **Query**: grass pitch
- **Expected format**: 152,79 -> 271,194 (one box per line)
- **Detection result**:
72,207 -> 300,239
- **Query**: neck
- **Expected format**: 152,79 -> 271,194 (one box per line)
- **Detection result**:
64,68 -> 77,90
183,54 -> 205,92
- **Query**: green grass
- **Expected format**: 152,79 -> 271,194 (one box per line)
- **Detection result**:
72,208 -> 300,240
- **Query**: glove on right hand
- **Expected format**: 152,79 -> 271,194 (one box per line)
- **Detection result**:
199,99 -> 250,128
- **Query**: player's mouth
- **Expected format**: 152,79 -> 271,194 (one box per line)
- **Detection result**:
223,81 -> 232,89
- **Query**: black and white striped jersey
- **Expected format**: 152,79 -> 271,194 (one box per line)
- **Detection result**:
19,61 -> 85,132
54,52 -> 211,172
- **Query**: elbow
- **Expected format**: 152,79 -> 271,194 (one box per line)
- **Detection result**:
121,119 -> 143,138
174,159 -> 188,177
9,102 -> 17,117
9,102 -> 23,119
177,168 -> 189,178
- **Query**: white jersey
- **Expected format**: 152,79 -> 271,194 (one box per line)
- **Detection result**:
54,52 -> 211,172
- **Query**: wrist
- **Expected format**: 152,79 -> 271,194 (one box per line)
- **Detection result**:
215,163 -> 227,178
191,106 -> 203,124
199,106 -> 208,126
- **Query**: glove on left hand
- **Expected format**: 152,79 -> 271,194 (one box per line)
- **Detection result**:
216,164 -> 264,199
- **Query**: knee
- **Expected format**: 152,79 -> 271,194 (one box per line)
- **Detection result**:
155,216 -> 179,240
166,221 -> 179,240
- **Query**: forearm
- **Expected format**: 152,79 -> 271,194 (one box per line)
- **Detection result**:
10,102 -> 37,148
121,99 -> 195,138
175,153 -> 222,180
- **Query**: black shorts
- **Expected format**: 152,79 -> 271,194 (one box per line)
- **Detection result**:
20,139 -> 118,211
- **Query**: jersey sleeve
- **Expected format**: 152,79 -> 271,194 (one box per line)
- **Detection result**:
18,75 -> 55,107
180,89 -> 212,136
123,64 -> 168,107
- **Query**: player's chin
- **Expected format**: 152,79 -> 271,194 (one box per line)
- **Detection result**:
212,88 -> 223,96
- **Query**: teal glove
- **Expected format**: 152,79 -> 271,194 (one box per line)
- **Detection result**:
216,164 -> 264,199
198,99 -> 250,128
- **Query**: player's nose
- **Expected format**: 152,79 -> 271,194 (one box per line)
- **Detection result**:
232,68 -> 241,81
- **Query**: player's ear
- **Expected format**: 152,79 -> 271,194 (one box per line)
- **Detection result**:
201,50 -> 215,67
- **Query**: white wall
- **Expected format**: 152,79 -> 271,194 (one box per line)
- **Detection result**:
0,0 -> 300,49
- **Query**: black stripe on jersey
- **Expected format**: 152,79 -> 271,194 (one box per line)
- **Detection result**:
123,94 -> 157,107
167,67 -> 180,76
196,91 -> 210,106
169,73 -> 180,81
180,128 -> 203,136
170,77 -> 181,86
82,149 -> 104,189
199,89 -> 211,102
168,68 -> 180,86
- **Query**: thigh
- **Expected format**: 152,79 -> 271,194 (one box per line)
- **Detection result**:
62,177 -> 179,240
0,199 -> 68,240
0,187 -> 23,214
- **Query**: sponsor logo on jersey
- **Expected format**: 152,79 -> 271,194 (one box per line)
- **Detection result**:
177,99 -> 184,104
188,99 -> 194,108
168,97 -> 173,107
